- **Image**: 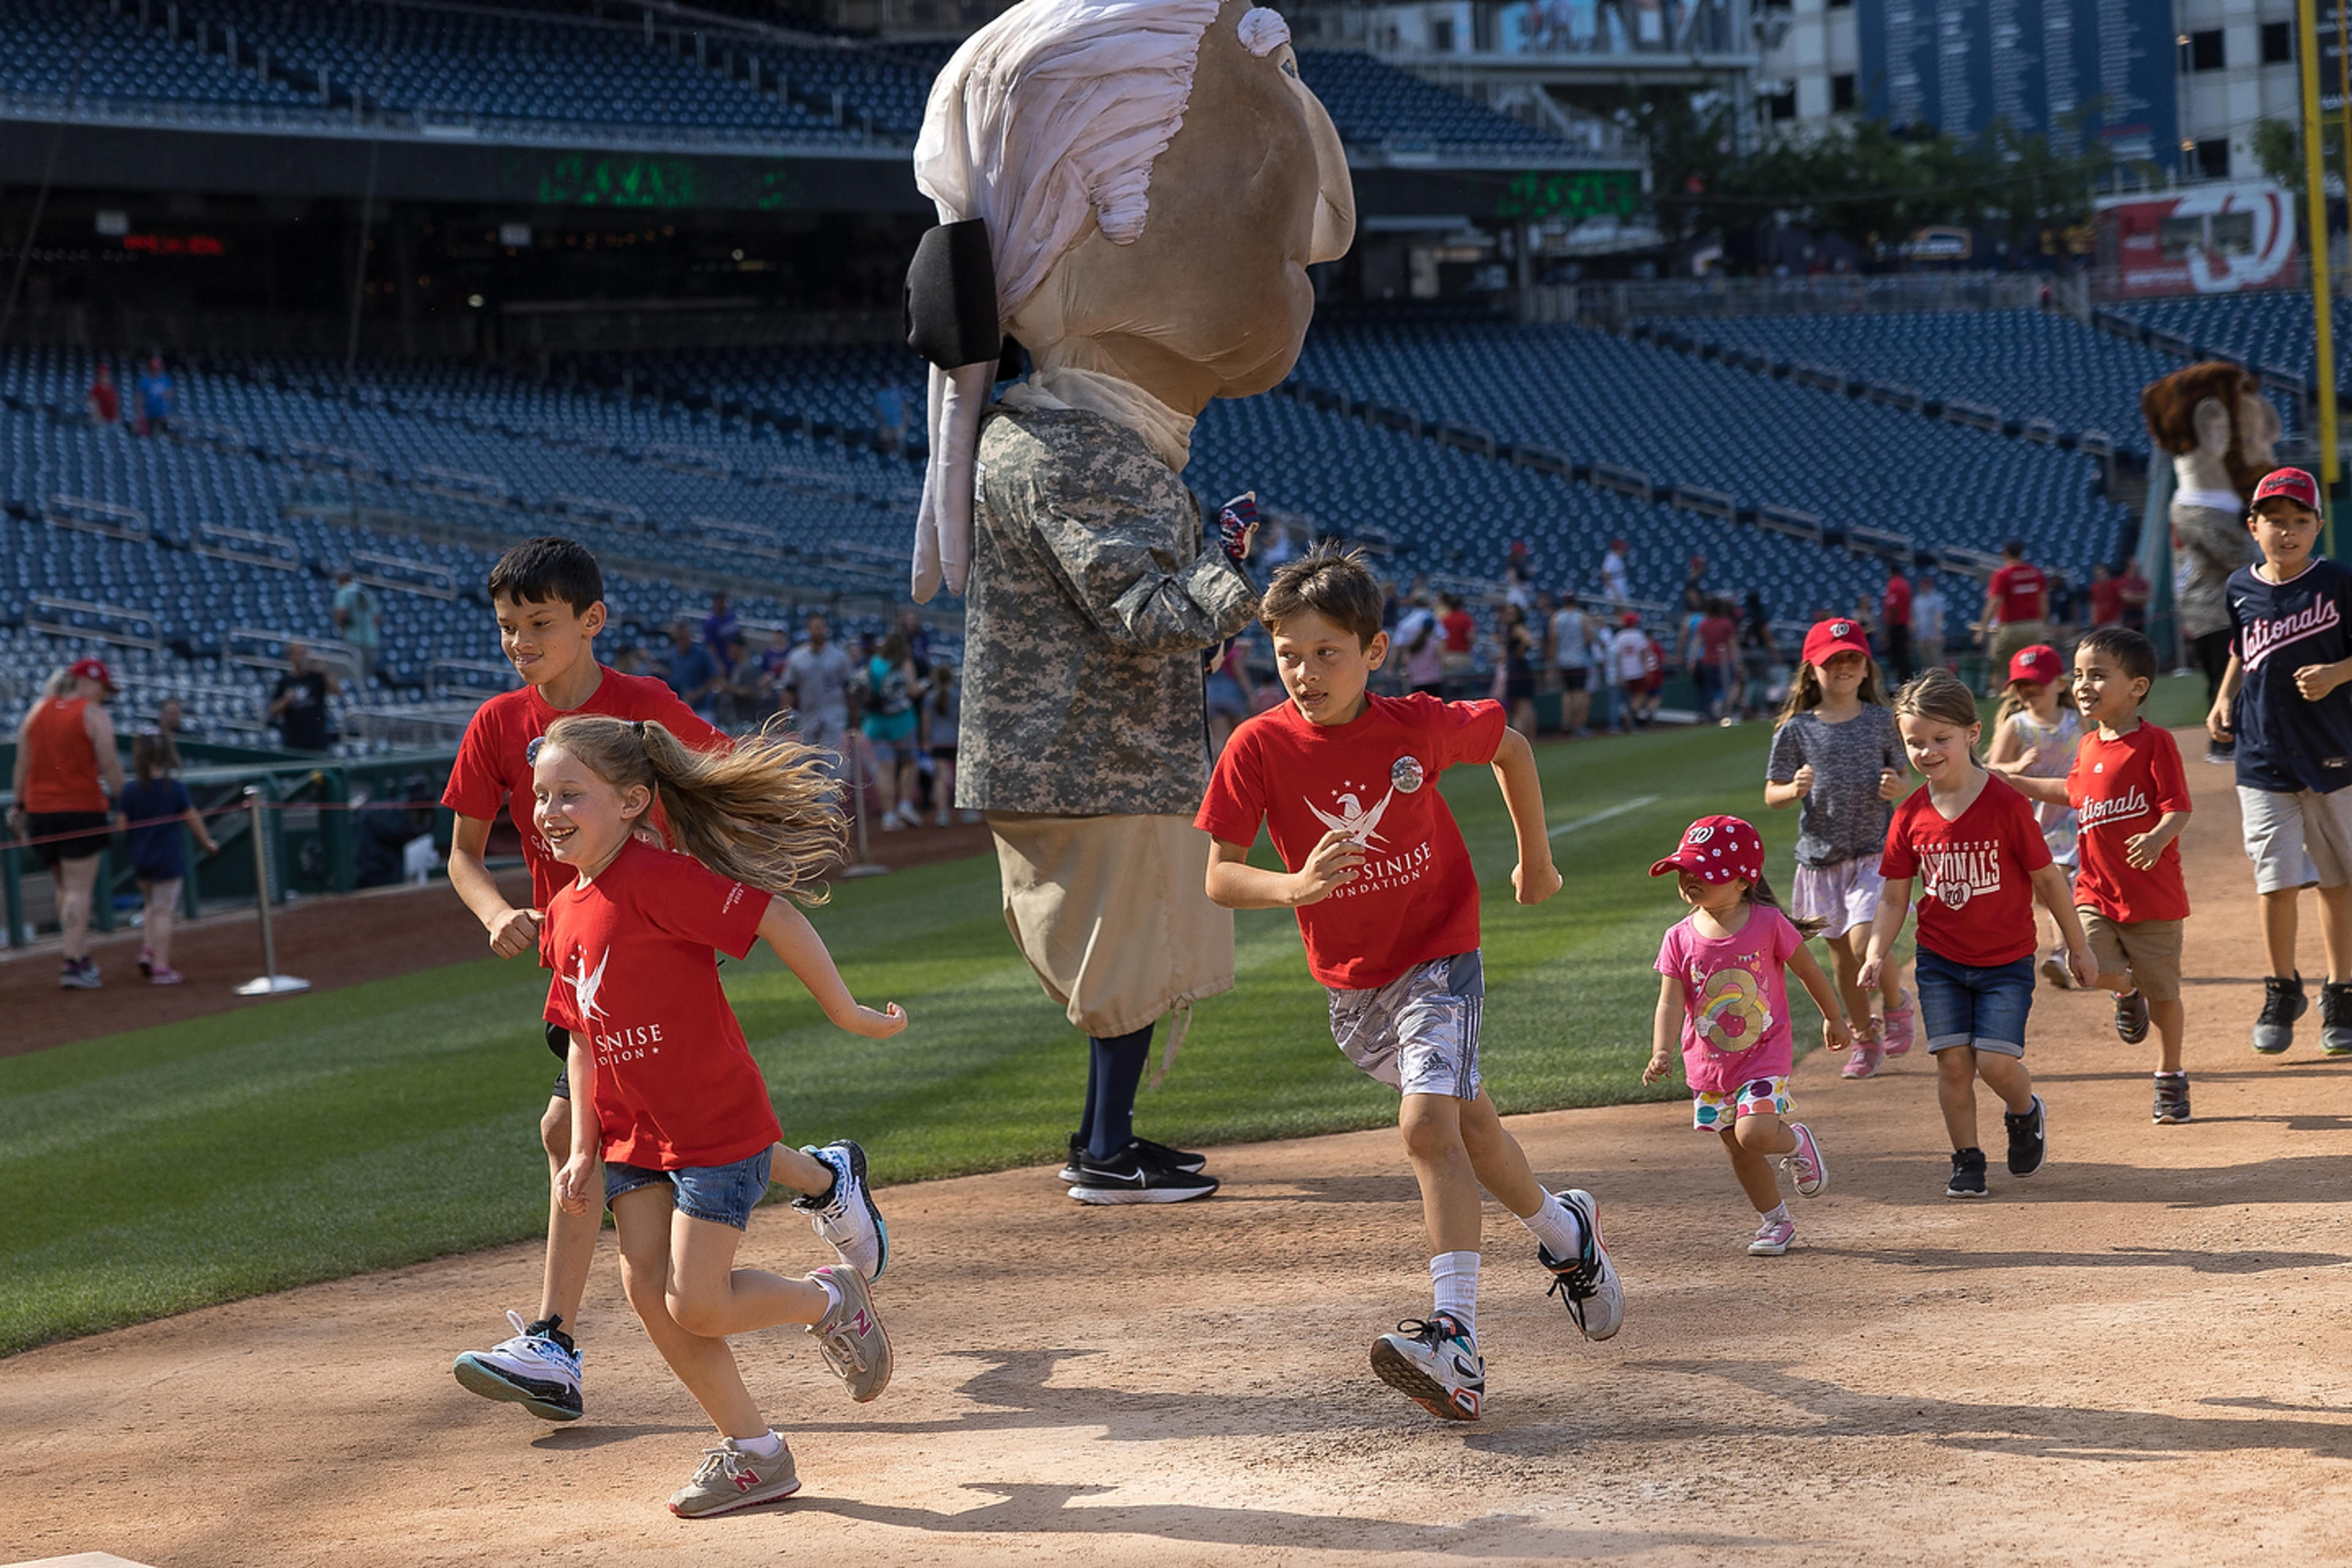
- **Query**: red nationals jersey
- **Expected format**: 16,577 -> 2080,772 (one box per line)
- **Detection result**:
1879,773 -> 2052,967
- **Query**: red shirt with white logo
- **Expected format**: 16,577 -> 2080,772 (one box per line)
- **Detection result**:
443,666 -> 729,911
2067,723 -> 2192,922
540,837 -> 780,1170
1197,693 -> 1506,990
1879,773 -> 2052,967
1988,562 -> 2048,624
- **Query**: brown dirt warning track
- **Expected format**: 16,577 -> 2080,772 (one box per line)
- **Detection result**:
3,737 -> 2348,1567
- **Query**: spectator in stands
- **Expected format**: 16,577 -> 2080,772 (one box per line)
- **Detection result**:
1977,539 -> 2049,694
266,641 -> 340,753
10,659 -> 124,989
661,621 -> 722,722
135,353 -> 175,437
88,361 -> 118,426
783,612 -> 856,757
700,592 -> 739,670
1881,564 -> 1915,681
1912,573 -> 1948,673
2087,562 -> 2124,628
874,382 -> 908,456
2116,558 -> 2152,633
1600,538 -> 1630,607
331,565 -> 382,689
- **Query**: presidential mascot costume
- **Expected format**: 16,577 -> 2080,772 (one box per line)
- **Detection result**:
903,0 -> 1355,1202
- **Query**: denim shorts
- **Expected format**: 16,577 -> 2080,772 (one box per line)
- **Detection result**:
1915,947 -> 2034,1058
605,1148 -> 774,1231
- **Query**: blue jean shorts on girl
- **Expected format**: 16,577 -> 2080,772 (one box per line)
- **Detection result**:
605,1147 -> 774,1230
1692,1075 -> 1793,1131
1915,948 -> 2034,1058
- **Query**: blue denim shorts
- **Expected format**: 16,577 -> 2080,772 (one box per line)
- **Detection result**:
605,1148 -> 774,1231
1914,948 -> 2034,1059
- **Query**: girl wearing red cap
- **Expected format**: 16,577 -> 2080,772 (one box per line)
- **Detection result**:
1765,617 -> 1914,1077
1645,816 -> 1850,1256
1988,644 -> 2084,990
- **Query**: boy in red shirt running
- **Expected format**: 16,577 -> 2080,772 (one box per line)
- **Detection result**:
442,538 -> 885,1423
1994,628 -> 2195,1121
1197,548 -> 1623,1424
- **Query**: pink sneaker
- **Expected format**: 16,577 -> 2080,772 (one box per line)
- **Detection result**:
149,965 -> 184,986
1881,989 -> 1916,1055
1783,1121 -> 1828,1197
1841,1041 -> 1884,1079
1748,1215 -> 1796,1256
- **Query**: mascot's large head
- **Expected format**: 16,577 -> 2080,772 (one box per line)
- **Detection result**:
905,0 -> 1355,600
2140,360 -> 2282,503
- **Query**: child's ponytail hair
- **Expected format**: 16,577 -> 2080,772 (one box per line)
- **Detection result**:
1773,653 -> 1890,728
1993,679 -> 2037,728
540,714 -> 843,905
132,731 -> 180,784
1891,667 -> 1983,750
1744,869 -> 1826,938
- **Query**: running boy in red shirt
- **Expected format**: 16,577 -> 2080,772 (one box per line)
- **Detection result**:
443,537 -> 884,1423
1197,547 -> 1623,1424
1992,628 -> 2195,1122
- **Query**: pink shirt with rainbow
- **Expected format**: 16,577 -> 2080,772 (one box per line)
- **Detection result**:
1655,905 -> 1803,1094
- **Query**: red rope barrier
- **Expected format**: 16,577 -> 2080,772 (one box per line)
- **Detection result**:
1,797 -> 447,853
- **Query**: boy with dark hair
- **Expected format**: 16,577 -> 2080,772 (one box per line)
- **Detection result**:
1996,627 -> 2196,1120
443,537 -> 886,1423
2207,468 -> 2352,1058
1197,546 -> 1623,1424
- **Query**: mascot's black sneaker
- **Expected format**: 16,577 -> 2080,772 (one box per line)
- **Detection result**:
1066,1142 -> 1219,1204
1057,1133 -> 1207,1183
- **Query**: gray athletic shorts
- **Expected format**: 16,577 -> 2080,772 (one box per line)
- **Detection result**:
2239,784 -> 2352,894
1327,949 -> 1484,1100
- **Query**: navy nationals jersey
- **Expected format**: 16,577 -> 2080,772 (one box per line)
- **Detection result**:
2228,557 -> 2352,793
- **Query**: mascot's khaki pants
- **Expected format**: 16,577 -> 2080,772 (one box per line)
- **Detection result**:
1988,619 -> 2050,680
988,812 -> 1235,1039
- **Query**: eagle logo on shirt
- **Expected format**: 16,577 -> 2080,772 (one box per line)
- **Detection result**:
564,948 -> 611,1025
1307,786 -> 1395,848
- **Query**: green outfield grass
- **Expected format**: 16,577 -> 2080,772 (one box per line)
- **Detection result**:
0,709 -> 1953,1356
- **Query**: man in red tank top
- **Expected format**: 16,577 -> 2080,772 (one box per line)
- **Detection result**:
9,658 -> 125,988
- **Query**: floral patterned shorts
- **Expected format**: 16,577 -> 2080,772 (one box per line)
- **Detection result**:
1692,1075 -> 1794,1132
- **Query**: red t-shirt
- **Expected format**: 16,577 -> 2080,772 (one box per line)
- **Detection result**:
540,837 -> 781,1170
443,666 -> 730,910
1440,609 -> 1476,654
1881,575 -> 1913,627
1879,773 -> 2053,967
1988,562 -> 2047,625
1196,693 -> 1507,990
2087,577 -> 2125,627
2067,723 -> 2192,922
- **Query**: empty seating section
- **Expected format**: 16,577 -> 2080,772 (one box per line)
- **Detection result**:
580,344 -> 930,447
1643,309 -> 2193,447
1293,49 -> 1569,154
4,0 -> 309,107
2111,292 -> 2347,394
1293,319 -> 2130,596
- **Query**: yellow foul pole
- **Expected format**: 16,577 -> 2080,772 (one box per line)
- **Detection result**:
2302,0 -> 2341,554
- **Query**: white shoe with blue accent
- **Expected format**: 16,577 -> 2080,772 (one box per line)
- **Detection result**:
795,1140 -> 888,1281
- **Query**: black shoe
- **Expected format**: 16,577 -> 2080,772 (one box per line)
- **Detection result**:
1058,1132 -> 1208,1183
2152,1073 -> 2192,1125
2113,988 -> 2150,1045
1066,1142 -> 1220,1205
1945,1147 -> 1988,1199
2003,1093 -> 2046,1177
2254,974 -> 2306,1054
2205,741 -> 2236,766
2323,982 -> 2352,1057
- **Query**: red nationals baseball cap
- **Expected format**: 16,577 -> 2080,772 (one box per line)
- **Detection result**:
1801,617 -> 1872,668
2251,467 -> 2321,513
1651,815 -> 1765,886
2007,644 -> 2064,687
68,657 -> 117,692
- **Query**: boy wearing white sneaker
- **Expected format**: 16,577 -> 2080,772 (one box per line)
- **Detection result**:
1198,547 -> 1623,1424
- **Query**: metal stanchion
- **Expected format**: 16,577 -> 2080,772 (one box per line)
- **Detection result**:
234,785 -> 309,997
838,731 -> 889,880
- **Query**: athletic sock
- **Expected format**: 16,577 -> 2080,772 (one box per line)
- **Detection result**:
816,1275 -> 843,1317
1760,1202 -> 1790,1227
1430,1251 -> 1480,1339
1084,1025 -> 1155,1161
736,1430 -> 783,1458
1518,1190 -> 1587,1261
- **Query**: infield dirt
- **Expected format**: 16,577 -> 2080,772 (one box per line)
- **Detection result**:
3,739 -> 2347,1567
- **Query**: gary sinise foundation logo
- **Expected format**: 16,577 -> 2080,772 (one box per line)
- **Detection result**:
2239,598 -> 2342,671
1915,839 -> 2004,910
1305,776 -> 1432,899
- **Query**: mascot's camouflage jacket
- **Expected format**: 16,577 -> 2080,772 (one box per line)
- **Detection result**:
957,403 -> 1258,816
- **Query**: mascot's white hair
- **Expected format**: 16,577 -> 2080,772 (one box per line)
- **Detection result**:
909,0 -> 1295,601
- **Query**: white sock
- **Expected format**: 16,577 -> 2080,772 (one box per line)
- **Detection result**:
1429,1251 -> 1480,1338
736,1429 -> 783,1458
1760,1202 -> 1790,1227
1518,1191 -> 1586,1261
815,1275 -> 843,1317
